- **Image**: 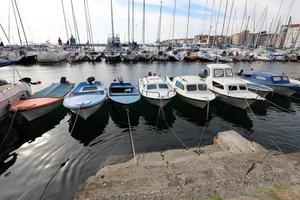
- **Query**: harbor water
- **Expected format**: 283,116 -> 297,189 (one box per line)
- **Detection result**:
0,61 -> 300,200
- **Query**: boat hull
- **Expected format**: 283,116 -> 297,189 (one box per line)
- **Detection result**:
269,86 -> 295,97
71,102 -> 103,120
248,89 -> 270,98
178,94 -> 208,109
143,96 -> 171,107
18,100 -> 62,122
215,93 -> 259,109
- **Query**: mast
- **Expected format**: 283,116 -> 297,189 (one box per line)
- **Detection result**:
156,0 -> 163,43
171,0 -> 177,44
8,0 -> 11,42
11,0 -> 22,45
142,0 -> 145,45
70,0 -> 80,44
131,0 -> 135,42
202,0 -> 208,35
0,24 -> 11,45
13,0 -> 28,46
212,0 -> 222,46
61,0 -> 69,42
239,0 -> 247,33
185,0 -> 191,44
220,0 -> 229,38
244,16 -> 250,48
128,0 -> 130,43
110,0 -> 115,43
225,0 -> 234,47
84,0 -> 90,43
208,0 -> 215,45
281,16 -> 291,49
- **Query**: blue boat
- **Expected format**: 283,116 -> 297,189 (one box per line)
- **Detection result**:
108,80 -> 141,106
237,70 -> 300,97
63,77 -> 107,120
0,58 -> 12,67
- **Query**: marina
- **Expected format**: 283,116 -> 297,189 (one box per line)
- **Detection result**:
1,0 -> 300,199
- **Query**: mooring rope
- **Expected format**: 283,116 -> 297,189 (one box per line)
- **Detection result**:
70,105 -> 82,135
244,98 -> 256,118
1,108 -> 18,148
265,98 -> 295,113
197,99 -> 210,150
160,106 -> 189,150
125,108 -> 137,165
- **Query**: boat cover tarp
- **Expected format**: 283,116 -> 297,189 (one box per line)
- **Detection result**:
31,83 -> 74,99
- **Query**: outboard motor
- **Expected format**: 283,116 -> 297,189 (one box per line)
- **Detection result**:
20,77 -> 32,84
87,76 -> 95,84
60,76 -> 67,84
0,79 -> 8,86
199,69 -> 208,78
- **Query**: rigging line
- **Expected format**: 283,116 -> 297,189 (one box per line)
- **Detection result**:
11,0 -> 22,45
269,137 -> 284,154
86,0 -> 93,44
13,0 -> 28,46
161,106 -> 189,150
197,99 -> 210,149
265,99 -> 295,113
0,108 -> 18,148
244,98 -> 256,119
125,108 -> 137,165
61,0 -> 69,42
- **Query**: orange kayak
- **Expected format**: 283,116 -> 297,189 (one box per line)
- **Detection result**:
10,98 -> 61,111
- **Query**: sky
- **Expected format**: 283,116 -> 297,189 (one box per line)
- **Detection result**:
0,0 -> 299,45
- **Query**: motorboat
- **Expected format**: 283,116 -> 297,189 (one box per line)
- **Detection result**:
167,49 -> 185,62
138,49 -> 153,62
0,78 -> 35,120
6,48 -> 37,65
0,58 -> 12,67
37,44 -> 68,63
10,77 -> 74,122
183,51 -> 198,62
138,73 -> 176,107
105,51 -> 121,63
63,77 -> 107,120
121,50 -> 138,63
153,50 -> 169,62
237,70 -> 300,97
166,76 -> 216,108
197,51 -> 217,62
236,77 -> 273,98
254,53 -> 272,62
201,64 -> 264,109
68,51 -> 86,63
85,51 -> 102,62
108,78 -> 140,106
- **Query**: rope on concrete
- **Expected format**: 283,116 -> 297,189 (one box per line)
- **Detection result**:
197,99 -> 210,150
126,108 -> 137,165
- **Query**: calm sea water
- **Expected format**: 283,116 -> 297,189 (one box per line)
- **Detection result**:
0,61 -> 300,200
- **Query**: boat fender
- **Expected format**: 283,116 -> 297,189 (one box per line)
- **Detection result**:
87,77 -> 95,84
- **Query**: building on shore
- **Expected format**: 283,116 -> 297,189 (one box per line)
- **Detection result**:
279,24 -> 300,49
161,38 -> 194,46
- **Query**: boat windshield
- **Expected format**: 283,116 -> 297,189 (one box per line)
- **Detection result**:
198,84 -> 207,91
225,69 -> 234,77
147,84 -> 157,90
186,84 -> 197,91
214,69 -> 224,77
272,76 -> 289,82
158,84 -> 169,89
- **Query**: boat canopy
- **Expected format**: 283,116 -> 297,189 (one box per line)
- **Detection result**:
30,82 -> 74,99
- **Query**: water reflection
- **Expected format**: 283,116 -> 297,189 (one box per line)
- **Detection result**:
68,105 -> 109,146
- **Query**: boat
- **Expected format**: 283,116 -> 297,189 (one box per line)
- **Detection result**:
153,50 -> 169,62
167,49 -> 185,62
200,64 -> 264,109
63,77 -> 107,120
68,51 -> 86,63
105,51 -> 121,63
85,51 -> 102,62
0,78 -> 35,121
138,73 -> 176,107
121,50 -> 138,63
108,77 -> 140,106
166,76 -> 216,108
0,58 -> 12,67
236,77 -> 273,98
197,51 -> 217,62
6,48 -> 37,65
9,77 -> 74,122
237,70 -> 300,97
183,51 -> 198,62
37,44 -> 68,63
254,53 -> 272,62
138,49 -> 153,62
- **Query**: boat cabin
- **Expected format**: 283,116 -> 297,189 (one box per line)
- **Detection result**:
245,71 -> 290,84
172,76 -> 208,92
142,76 -> 170,91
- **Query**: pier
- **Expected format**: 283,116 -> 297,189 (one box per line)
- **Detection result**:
75,131 -> 300,200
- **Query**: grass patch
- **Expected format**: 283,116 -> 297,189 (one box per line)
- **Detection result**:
255,183 -> 290,200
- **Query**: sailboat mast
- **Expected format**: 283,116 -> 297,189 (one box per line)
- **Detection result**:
221,0 -> 229,37
202,0 -> 208,35
86,0 -> 93,44
110,0 -> 115,42
244,16 -> 250,48
0,24 -> 11,45
84,0 -> 90,43
61,0 -> 69,42
239,0 -> 247,33
11,0 -> 22,45
185,0 -> 191,43
13,0 -> 28,46
171,0 -> 177,43
142,0 -> 145,45
8,0 -> 11,42
128,0 -> 130,43
208,0 -> 215,45
225,0 -> 234,47
213,0 -> 222,46
131,0 -> 134,42
156,0 -> 163,43
70,0 -> 80,44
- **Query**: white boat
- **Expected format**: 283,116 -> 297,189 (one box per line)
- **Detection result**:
254,53 -> 272,62
138,74 -> 176,107
138,49 -> 154,62
201,64 -> 264,109
37,44 -> 68,63
68,51 -> 86,63
153,50 -> 169,62
0,79 -> 32,121
121,50 -> 138,62
167,49 -> 185,62
166,76 -> 216,108
197,51 -> 217,62
63,77 -> 107,120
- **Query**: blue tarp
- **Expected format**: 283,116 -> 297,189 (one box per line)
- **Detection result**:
31,82 -> 74,98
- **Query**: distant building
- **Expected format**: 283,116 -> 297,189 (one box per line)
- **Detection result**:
279,24 -> 300,49
161,38 -> 194,46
